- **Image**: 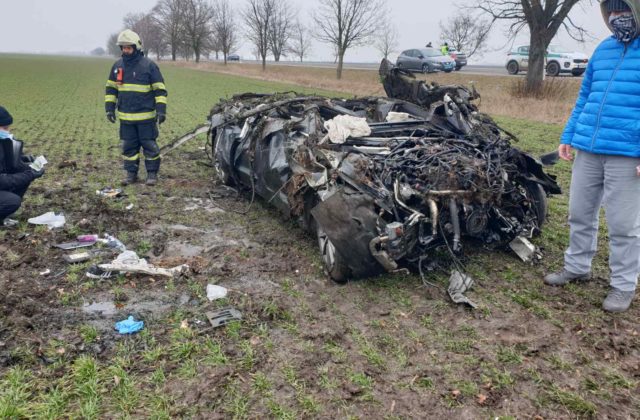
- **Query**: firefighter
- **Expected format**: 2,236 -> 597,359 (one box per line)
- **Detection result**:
105,29 -> 167,186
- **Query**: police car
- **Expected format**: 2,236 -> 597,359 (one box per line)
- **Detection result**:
506,45 -> 589,77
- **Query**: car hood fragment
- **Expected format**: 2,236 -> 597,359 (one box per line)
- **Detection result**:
207,59 -> 561,305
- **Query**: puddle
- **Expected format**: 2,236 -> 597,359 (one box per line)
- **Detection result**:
82,301 -> 117,316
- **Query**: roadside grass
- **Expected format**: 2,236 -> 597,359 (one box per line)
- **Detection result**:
169,60 -> 581,124
1,54 -> 639,418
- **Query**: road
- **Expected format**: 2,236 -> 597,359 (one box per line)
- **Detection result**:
233,59 -> 509,76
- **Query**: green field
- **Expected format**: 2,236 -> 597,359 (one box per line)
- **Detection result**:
0,54 -> 638,419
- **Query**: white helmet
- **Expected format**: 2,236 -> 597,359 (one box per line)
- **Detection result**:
116,29 -> 143,49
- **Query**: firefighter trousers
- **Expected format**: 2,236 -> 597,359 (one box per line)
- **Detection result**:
120,121 -> 161,174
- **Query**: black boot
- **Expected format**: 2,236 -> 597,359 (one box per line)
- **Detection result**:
146,172 -> 158,186
121,172 -> 138,186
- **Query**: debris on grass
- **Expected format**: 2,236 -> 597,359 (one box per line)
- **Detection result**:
28,211 -> 65,229
447,270 -> 477,308
96,187 -> 123,198
115,316 -> 144,334
206,284 -> 228,301
205,308 -> 242,328
509,236 -> 538,262
98,250 -> 188,278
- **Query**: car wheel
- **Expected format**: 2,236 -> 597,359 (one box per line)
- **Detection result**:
546,61 -> 560,77
507,60 -> 519,75
525,181 -> 547,229
316,224 -> 351,283
397,62 -> 402,68
422,64 -> 429,74
455,66 -> 461,71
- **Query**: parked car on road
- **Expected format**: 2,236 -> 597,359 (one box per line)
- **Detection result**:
396,48 -> 456,73
228,54 -> 240,61
448,49 -> 467,71
505,45 -> 588,77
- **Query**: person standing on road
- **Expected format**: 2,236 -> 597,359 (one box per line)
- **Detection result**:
0,106 -> 45,227
544,0 -> 640,312
105,29 -> 167,186
440,42 -> 449,55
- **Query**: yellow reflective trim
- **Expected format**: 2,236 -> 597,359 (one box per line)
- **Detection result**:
118,83 -> 152,93
105,95 -> 117,103
122,153 -> 140,161
144,154 -> 161,160
152,82 -> 166,90
155,96 -> 167,104
106,80 -> 117,88
117,110 -> 156,121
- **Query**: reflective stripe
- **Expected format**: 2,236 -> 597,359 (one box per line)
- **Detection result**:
117,110 -> 156,121
144,154 -> 161,160
152,82 -> 166,90
105,95 -> 117,103
122,153 -> 140,161
155,96 -> 167,104
118,83 -> 152,93
106,80 -> 117,88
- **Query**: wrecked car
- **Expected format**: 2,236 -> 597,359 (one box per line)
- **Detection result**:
206,59 -> 561,282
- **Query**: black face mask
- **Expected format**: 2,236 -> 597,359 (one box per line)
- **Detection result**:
610,12 -> 637,42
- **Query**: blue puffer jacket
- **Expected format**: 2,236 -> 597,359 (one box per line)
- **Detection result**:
561,36 -> 640,157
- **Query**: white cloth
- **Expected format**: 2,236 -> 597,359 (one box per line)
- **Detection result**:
323,115 -> 371,144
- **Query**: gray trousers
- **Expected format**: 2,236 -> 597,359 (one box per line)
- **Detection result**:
565,150 -> 640,291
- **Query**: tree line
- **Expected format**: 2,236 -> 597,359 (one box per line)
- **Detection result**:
103,0 -> 589,89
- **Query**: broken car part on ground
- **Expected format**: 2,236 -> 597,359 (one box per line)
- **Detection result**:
204,59 -> 561,292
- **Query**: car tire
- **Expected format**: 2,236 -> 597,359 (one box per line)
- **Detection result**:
525,181 -> 547,229
397,62 -> 403,69
455,66 -> 461,71
316,224 -> 351,283
546,61 -> 560,77
422,64 -> 430,74
507,60 -> 519,75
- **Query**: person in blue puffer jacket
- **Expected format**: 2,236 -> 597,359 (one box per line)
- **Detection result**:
544,0 -> 640,312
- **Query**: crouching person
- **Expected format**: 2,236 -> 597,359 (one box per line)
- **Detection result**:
0,106 -> 45,226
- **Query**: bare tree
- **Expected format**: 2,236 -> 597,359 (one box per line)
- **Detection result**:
107,33 -> 120,57
213,0 -> 239,64
439,12 -> 490,59
182,0 -> 216,63
288,20 -> 312,62
374,21 -> 399,60
472,0 -> 589,92
154,0 -> 185,61
268,0 -> 295,62
313,0 -> 386,79
243,0 -> 277,70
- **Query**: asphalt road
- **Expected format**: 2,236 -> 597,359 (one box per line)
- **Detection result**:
235,59 -> 509,76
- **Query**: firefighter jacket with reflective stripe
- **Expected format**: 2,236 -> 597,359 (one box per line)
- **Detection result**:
562,35 -> 640,157
105,51 -> 167,124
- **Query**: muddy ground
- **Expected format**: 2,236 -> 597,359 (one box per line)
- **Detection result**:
1,144 -> 639,419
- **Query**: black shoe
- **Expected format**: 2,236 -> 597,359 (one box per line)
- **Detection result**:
121,172 -> 138,186
146,172 -> 158,186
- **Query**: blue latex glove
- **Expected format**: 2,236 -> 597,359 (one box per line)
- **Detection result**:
115,316 -> 144,334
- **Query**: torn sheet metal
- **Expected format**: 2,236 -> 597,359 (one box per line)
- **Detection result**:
206,60 -> 561,290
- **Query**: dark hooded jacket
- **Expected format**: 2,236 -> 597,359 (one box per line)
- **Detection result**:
105,49 -> 167,124
0,137 -> 35,191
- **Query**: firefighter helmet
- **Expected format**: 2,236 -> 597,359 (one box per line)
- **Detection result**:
116,29 -> 143,48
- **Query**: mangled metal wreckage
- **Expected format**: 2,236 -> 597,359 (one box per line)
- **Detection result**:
207,60 -> 561,286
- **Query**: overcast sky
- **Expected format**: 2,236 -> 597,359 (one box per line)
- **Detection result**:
0,0 -> 612,64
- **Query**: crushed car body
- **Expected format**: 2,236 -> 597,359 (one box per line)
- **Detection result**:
207,59 -> 561,282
